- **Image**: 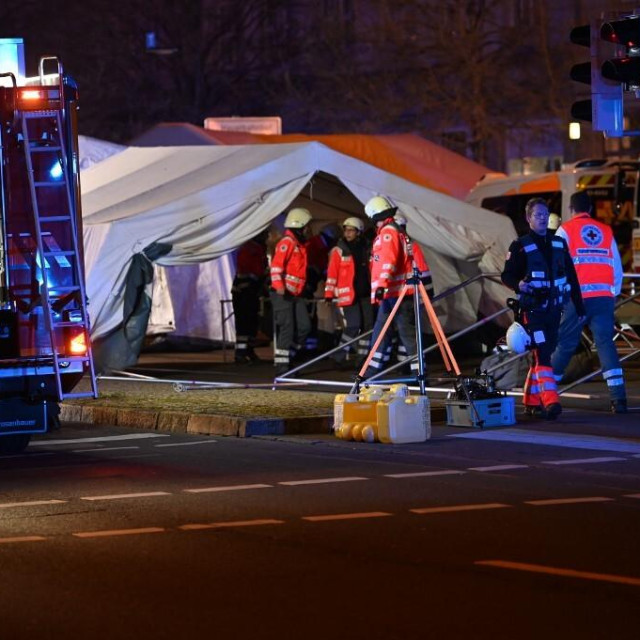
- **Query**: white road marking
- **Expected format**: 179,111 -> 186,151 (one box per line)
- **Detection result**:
384,470 -> 465,479
0,452 -> 55,459
525,497 -> 613,506
476,560 -> 640,587
542,456 -> 626,465
468,464 -> 529,472
184,484 -> 272,493
71,446 -> 140,453
73,527 -> 165,538
155,440 -> 217,448
31,434 -> 170,446
411,503 -> 510,514
302,512 -> 392,522
450,429 -> 640,454
0,499 -> 66,509
80,491 -> 171,501
0,536 -> 47,544
180,519 -> 284,530
279,477 -> 368,486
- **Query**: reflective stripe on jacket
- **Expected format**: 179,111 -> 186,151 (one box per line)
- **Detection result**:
557,213 -> 618,298
270,231 -> 307,296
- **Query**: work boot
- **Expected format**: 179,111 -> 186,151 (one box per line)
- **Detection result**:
544,403 -> 562,420
524,405 -> 544,418
611,399 -> 628,414
274,364 -> 289,376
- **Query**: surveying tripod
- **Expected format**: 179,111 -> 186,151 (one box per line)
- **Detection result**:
351,265 -> 461,395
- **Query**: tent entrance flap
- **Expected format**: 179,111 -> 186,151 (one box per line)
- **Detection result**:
93,242 -> 171,373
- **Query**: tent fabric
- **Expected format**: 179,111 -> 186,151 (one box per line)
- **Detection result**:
131,124 -> 490,200
81,140 -> 515,344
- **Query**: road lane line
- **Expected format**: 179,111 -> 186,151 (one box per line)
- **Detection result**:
0,452 -> 55,459
468,465 -> 529,472
450,429 -> 640,454
624,493 -> 640,499
476,560 -> 640,587
184,484 -> 272,493
384,470 -> 465,479
302,512 -> 392,522
80,491 -> 171,501
72,446 -> 140,453
73,527 -> 165,538
411,503 -> 511,514
542,456 -> 626,465
0,536 -> 47,544
155,440 -> 217,447
525,496 -> 613,506
180,519 -> 284,530
0,499 -> 66,508
279,477 -> 368,486
31,434 -> 170,446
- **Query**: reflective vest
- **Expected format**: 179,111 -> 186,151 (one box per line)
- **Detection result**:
270,230 -> 308,296
325,243 -> 356,306
370,220 -> 419,300
559,213 -> 616,299
519,235 -> 571,311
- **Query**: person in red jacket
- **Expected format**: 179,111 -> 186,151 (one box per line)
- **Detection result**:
231,230 -> 269,363
551,190 -> 627,413
362,196 -> 431,380
324,217 -> 372,367
269,208 -> 313,374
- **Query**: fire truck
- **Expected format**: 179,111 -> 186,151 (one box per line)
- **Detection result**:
466,159 -> 640,272
0,42 -> 97,453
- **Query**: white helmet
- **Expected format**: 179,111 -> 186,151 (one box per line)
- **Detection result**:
394,213 -> 407,227
284,207 -> 312,229
342,217 -> 364,232
364,196 -> 396,219
506,322 -> 531,354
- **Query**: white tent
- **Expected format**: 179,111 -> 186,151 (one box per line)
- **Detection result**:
81,141 -> 515,356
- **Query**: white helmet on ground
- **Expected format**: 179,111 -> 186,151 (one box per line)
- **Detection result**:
284,207 -> 312,229
506,322 -> 531,354
364,196 -> 397,219
342,217 -> 364,232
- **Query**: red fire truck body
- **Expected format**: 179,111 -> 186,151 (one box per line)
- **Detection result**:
0,53 -> 96,453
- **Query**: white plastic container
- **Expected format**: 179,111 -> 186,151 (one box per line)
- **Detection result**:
377,395 -> 430,443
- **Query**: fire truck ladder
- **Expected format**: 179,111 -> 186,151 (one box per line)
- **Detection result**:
21,108 -> 98,401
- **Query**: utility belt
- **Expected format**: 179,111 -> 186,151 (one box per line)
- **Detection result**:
519,287 -> 569,312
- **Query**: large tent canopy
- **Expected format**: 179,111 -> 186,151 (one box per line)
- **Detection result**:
81,140 -> 515,353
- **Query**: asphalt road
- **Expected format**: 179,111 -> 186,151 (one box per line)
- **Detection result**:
1,416 -> 640,640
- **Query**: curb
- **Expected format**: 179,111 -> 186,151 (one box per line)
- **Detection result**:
60,403 -> 333,437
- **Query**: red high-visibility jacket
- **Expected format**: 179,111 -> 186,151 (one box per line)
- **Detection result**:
370,219 -> 415,301
557,213 -> 621,299
325,244 -> 356,306
233,239 -> 267,290
270,230 -> 308,296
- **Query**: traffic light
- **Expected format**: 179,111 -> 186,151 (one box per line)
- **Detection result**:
569,20 -> 624,137
600,17 -> 640,89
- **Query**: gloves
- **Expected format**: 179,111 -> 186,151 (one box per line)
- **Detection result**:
374,287 -> 385,301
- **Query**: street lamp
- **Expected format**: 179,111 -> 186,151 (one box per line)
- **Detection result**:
569,121 -> 581,140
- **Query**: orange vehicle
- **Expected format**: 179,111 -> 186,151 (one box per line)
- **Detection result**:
466,159 -> 640,272
0,40 -> 96,453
